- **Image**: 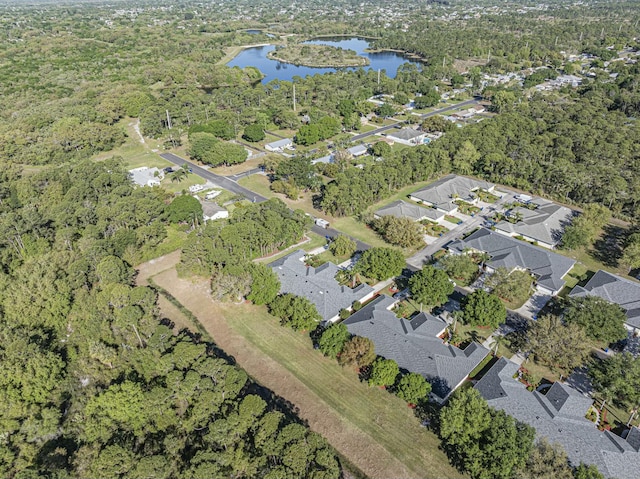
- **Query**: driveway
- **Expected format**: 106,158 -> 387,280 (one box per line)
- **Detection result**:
515,291 -> 552,320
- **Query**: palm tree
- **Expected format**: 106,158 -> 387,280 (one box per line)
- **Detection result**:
171,164 -> 190,183
490,334 -> 509,356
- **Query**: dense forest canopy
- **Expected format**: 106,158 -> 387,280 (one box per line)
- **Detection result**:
0,160 -> 340,477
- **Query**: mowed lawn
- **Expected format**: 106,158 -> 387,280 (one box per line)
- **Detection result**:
217,302 -> 462,479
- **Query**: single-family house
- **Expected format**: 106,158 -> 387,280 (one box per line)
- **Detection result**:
201,201 -> 229,222
476,357 -> 640,479
374,200 -> 444,222
447,228 -> 576,295
409,175 -> 496,213
569,270 -> 640,333
311,154 -> 334,165
269,250 -> 375,323
129,167 -> 163,187
494,199 -> 575,249
347,144 -> 368,157
387,128 -> 425,146
265,138 -> 293,152
344,295 -> 489,403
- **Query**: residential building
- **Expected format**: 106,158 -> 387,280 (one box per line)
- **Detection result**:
201,201 -> 229,222
409,175 -> 496,213
269,250 -> 374,323
374,200 -> 444,222
129,167 -> 163,187
387,128 -> 425,146
448,228 -> 576,295
494,198 -> 575,249
265,138 -> 293,152
343,295 -> 489,402
347,144 -> 368,157
476,358 -> 640,479
311,154 -> 334,165
569,270 -> 640,332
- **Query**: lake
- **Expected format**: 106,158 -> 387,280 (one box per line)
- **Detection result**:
226,37 -> 423,83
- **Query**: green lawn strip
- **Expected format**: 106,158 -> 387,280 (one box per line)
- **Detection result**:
468,353 -> 497,380
555,242 -> 629,278
309,249 -> 351,266
137,225 -> 189,263
562,263 -> 591,290
254,232 -> 328,264
330,216 -> 393,249
366,181 -> 434,213
94,141 -> 172,169
356,124 -> 377,133
238,174 -> 275,199
222,303 -> 461,478
455,323 -> 494,344
444,215 -> 462,224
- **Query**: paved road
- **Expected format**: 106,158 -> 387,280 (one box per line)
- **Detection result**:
161,152 -> 369,251
228,167 -> 264,181
160,153 -> 268,203
350,98 -> 482,143
406,191 -> 513,269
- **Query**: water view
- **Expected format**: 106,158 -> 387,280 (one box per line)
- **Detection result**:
227,37 -> 423,83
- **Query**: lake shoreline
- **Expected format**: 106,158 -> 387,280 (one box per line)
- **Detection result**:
266,44 -> 370,68
225,36 -> 424,82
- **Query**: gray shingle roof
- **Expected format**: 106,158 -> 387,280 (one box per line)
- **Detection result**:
448,228 -> 576,293
201,201 -> 227,218
410,175 -> 494,213
388,128 -> 424,141
343,295 -> 489,400
570,270 -> 640,329
375,200 -> 444,222
266,138 -> 293,149
495,201 -> 575,247
476,358 -> 640,479
269,250 -> 374,322
347,144 -> 368,156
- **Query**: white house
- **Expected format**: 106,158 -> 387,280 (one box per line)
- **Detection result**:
265,138 -> 293,152
201,201 -> 229,222
129,167 -> 164,187
386,128 -> 425,146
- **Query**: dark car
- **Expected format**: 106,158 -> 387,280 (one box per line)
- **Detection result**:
163,167 -> 174,174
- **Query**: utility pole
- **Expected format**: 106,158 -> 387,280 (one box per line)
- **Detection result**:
579,31 -> 583,42
165,110 -> 172,130
555,36 -> 559,47
377,68 -> 380,85
292,83 -> 296,112
442,56 -> 446,68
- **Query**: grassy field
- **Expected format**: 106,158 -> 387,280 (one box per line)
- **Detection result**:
94,140 -> 172,169
221,303 -> 461,478
238,172 -> 275,195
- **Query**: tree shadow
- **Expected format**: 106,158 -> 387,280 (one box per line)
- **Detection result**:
591,224 -> 626,267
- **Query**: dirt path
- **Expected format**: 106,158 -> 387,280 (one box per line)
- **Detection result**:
136,253 -> 425,479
